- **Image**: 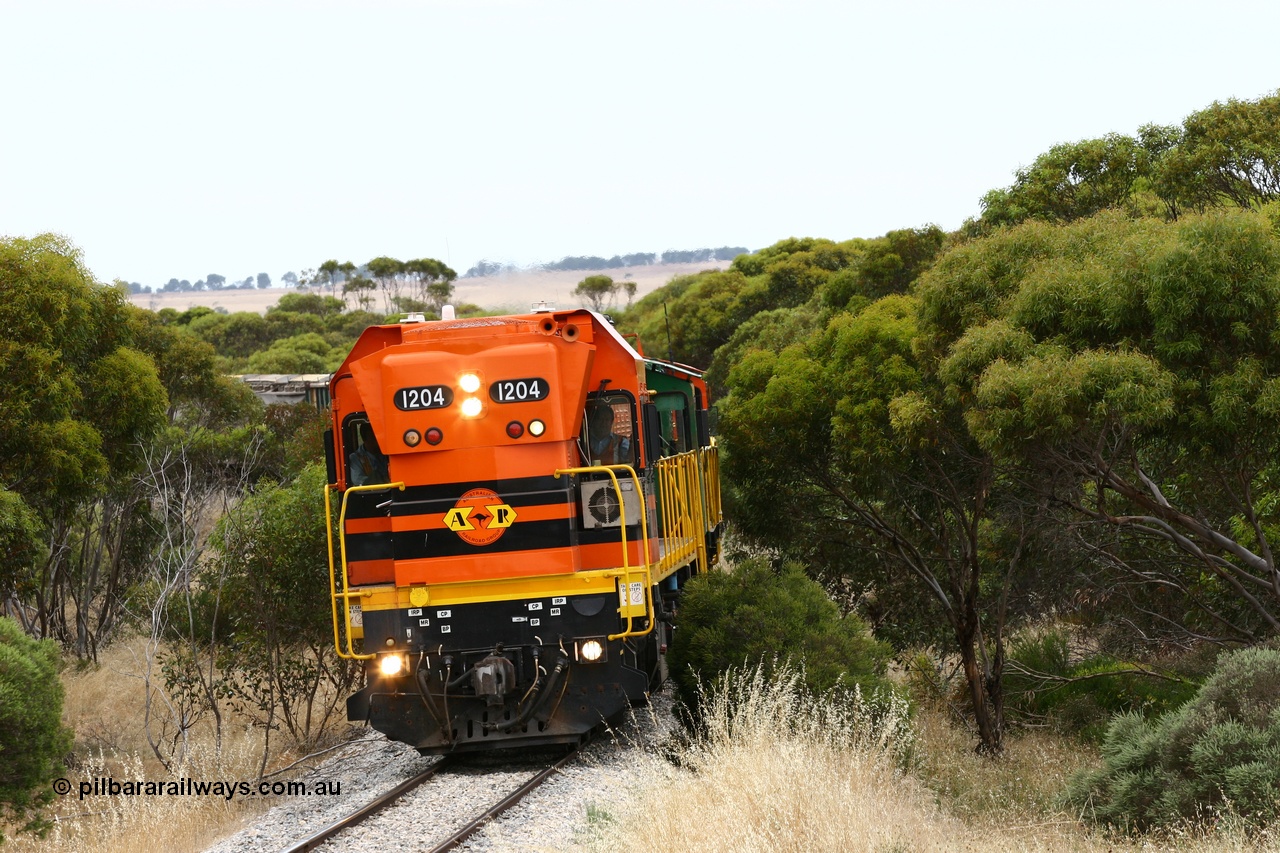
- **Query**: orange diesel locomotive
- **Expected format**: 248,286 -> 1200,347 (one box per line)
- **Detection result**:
325,308 -> 723,753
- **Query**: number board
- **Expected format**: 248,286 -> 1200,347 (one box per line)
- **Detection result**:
394,385 -> 454,411
489,377 -> 550,404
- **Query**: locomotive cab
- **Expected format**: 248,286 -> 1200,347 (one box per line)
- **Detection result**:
325,308 -> 722,753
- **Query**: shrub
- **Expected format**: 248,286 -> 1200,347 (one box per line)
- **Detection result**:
1064,645 -> 1280,830
0,616 -> 74,840
667,558 -> 892,719
1003,630 -> 1199,741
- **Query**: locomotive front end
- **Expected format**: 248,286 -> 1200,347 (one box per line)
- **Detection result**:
325,308 -> 718,754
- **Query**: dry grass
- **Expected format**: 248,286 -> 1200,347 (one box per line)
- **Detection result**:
4,637 -> 347,853
586,666 -> 1280,853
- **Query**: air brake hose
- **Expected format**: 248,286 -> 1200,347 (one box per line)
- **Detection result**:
488,652 -> 570,733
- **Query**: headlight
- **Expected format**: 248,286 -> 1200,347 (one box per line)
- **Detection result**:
577,639 -> 605,663
459,373 -> 482,393
460,397 -> 483,417
379,654 -> 404,677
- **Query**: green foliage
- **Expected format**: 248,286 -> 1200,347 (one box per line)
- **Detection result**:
704,305 -> 822,401
0,233 -> 168,506
246,333 -> 335,374
260,403 -> 328,481
186,311 -> 273,359
0,616 -> 74,840
272,292 -> 346,317
667,558 -> 891,719
1064,646 -> 1280,830
967,91 -> 1280,233
822,226 -> 947,310
919,208 -> 1280,640
1154,92 -> 1280,214
0,489 -> 41,599
1003,630 -> 1199,742
975,134 -> 1154,232
207,464 -> 356,747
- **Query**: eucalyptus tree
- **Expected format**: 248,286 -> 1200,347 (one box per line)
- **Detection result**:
1154,91 -> 1280,214
0,235 -> 168,654
404,257 -> 456,314
718,295 -> 1045,753
573,274 -> 619,312
920,208 -> 1280,643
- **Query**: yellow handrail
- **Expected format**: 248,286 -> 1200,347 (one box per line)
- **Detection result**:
326,481 -> 406,660
553,464 -> 654,640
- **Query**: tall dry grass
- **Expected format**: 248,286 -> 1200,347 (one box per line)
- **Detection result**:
586,666 -> 1280,853
4,637 -> 347,853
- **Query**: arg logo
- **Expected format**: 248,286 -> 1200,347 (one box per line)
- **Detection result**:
442,488 -> 517,546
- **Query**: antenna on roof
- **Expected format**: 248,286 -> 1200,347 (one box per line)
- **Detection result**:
663,302 -> 673,362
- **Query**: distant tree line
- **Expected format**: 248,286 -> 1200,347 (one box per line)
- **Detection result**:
464,246 -> 750,278
138,272 -> 274,294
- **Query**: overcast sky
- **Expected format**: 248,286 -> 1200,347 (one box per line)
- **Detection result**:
2,0 -> 1277,287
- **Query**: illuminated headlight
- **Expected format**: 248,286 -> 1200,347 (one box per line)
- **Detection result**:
378,654 -> 404,677
460,397 -> 483,418
529,419 -> 546,437
459,373 -> 482,393
578,639 -> 605,663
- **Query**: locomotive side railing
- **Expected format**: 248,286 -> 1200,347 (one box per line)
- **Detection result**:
655,444 -> 722,576
326,481 -> 405,660
653,452 -> 703,577
552,464 -> 654,641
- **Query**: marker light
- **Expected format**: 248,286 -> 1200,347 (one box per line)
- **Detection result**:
460,397 -> 483,418
403,429 -> 421,447
459,373 -> 482,393
528,420 -> 546,437
506,421 -> 525,439
425,427 -> 443,446
379,654 -> 404,677
579,639 -> 604,662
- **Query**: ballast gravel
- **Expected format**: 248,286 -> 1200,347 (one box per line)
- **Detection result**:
205,690 -> 675,853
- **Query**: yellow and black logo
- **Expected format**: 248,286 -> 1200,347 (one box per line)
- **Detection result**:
443,488 -> 517,546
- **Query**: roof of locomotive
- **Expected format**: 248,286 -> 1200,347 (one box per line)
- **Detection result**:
330,307 -> 644,391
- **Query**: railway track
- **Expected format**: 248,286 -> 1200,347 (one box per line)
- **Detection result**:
281,745 -> 583,853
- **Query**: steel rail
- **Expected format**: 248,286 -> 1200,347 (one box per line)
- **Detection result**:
428,745 -> 582,853
280,755 -> 456,853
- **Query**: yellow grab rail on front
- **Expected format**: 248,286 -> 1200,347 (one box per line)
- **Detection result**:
553,464 -> 654,641
326,481 -> 405,660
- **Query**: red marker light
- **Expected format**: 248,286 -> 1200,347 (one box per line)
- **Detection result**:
506,421 -> 525,439
425,427 -> 444,446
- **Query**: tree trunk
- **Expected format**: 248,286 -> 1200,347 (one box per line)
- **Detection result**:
956,614 -> 1003,755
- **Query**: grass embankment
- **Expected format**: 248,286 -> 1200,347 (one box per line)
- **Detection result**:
586,668 -> 1280,853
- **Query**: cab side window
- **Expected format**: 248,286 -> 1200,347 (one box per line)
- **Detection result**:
582,393 -> 635,466
344,417 -> 390,486
655,391 -> 690,455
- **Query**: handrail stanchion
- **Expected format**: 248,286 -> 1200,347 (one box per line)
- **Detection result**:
554,464 -> 653,640
327,481 -> 405,660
